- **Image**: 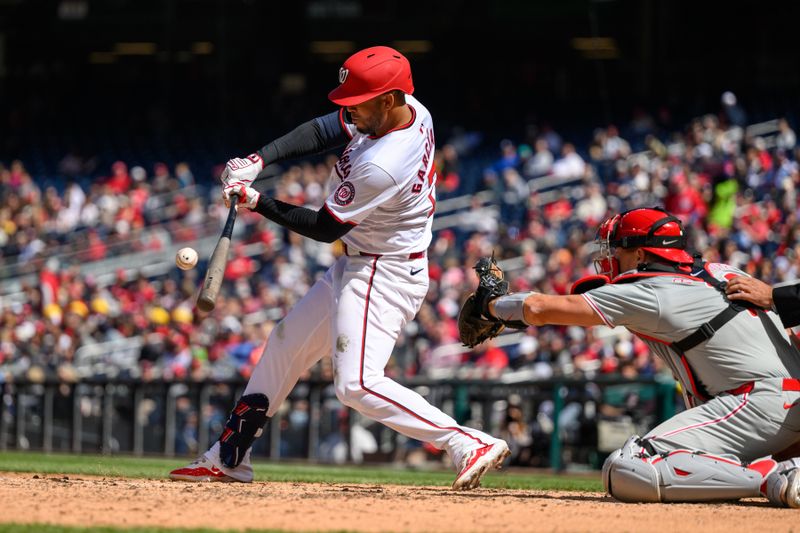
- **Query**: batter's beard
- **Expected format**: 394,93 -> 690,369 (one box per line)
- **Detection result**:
355,123 -> 377,136
353,114 -> 383,136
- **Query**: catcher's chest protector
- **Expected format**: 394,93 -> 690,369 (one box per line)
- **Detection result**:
599,260 -> 788,404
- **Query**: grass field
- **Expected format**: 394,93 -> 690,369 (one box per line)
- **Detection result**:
0,451 -> 601,492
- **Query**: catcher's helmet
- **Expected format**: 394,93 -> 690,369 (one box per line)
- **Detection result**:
595,207 -> 693,278
328,46 -> 414,106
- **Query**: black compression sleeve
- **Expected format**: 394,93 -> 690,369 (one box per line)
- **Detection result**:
253,195 -> 353,243
773,283 -> 800,328
257,111 -> 350,166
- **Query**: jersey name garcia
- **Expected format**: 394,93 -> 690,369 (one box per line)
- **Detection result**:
324,95 -> 436,255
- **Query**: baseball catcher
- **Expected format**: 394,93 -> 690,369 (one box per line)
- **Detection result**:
461,207 -> 800,508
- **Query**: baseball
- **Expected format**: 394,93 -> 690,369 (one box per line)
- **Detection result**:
175,247 -> 198,270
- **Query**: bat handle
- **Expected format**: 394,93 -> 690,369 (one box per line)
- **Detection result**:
221,193 -> 239,239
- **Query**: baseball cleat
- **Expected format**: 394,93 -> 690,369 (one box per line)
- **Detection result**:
784,468 -> 800,508
452,440 -> 510,491
765,466 -> 800,508
169,455 -> 240,483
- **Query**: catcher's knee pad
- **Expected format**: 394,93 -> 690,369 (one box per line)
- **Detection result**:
219,393 -> 269,468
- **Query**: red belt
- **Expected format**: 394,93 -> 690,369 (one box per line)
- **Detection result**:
724,379 -> 800,396
726,381 -> 754,395
343,244 -> 425,260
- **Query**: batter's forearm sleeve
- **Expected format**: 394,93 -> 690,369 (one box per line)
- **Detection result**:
773,283 -> 800,328
254,195 -> 352,243
257,111 -> 349,165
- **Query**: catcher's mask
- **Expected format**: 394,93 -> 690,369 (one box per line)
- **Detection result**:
594,207 -> 693,279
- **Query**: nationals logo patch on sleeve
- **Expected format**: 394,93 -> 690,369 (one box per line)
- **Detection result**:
334,181 -> 356,206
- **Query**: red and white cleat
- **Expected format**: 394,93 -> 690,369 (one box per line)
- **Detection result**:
452,440 -> 510,491
169,456 -> 241,483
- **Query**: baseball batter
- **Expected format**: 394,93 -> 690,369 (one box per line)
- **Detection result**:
170,46 -> 509,490
459,207 -> 800,506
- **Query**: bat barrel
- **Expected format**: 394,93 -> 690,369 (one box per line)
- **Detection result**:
197,235 -> 231,312
196,199 -> 239,312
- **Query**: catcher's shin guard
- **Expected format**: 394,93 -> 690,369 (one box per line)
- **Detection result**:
603,436 -> 773,503
219,393 -> 269,468
602,436 -> 661,502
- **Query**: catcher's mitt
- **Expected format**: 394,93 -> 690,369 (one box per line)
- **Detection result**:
458,256 -> 511,348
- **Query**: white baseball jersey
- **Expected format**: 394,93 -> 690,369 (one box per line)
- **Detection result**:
200,95 -> 501,482
324,94 -> 436,255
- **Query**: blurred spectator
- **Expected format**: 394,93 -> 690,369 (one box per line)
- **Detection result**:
499,168 -> 529,232
776,118 -> 797,152
500,396 -> 534,466
523,138 -> 554,178
575,182 -> 608,227
175,162 -> 195,188
720,90 -> 747,128
436,144 -> 461,198
552,143 -> 586,180
106,161 -> 132,194
601,125 -> 631,161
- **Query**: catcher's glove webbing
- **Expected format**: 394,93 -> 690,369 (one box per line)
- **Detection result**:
458,256 -> 526,348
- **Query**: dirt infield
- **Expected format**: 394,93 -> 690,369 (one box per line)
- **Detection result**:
0,472 -> 796,532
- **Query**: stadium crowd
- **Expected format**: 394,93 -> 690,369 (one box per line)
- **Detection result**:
1,97 -> 799,463
3,104 -> 797,378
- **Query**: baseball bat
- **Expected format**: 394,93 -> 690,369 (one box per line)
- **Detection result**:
197,195 -> 239,312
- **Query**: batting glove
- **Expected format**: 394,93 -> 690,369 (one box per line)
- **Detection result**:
222,182 -> 260,210
220,153 -> 263,188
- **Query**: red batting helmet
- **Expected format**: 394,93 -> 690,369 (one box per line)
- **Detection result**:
595,207 -> 693,278
328,46 -> 414,106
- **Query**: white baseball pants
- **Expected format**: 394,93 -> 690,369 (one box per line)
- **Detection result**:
207,253 -> 497,480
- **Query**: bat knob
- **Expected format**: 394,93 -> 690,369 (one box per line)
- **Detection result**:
197,295 -> 216,312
